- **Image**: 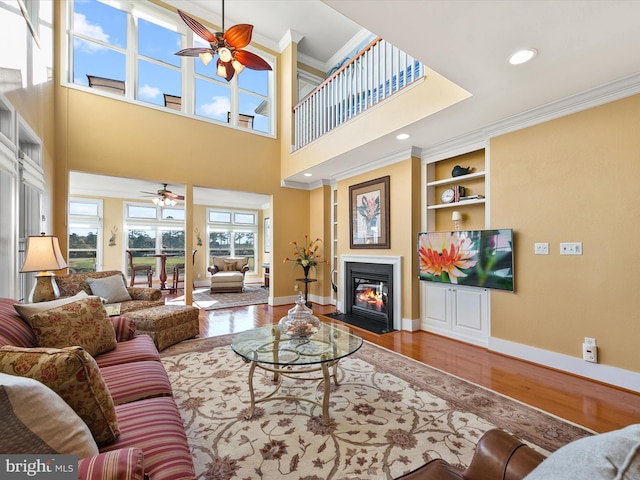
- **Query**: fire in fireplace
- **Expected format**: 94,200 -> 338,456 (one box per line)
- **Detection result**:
354,280 -> 387,314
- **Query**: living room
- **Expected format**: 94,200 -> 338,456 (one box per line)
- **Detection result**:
1,1 -> 640,475
2,0 -> 640,391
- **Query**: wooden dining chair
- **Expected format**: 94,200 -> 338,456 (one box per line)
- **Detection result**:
126,250 -> 153,287
171,250 -> 197,293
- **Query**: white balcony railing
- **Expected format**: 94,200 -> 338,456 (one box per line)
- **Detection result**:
293,38 -> 425,151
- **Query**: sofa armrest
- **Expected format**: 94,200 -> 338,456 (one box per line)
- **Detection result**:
109,316 -> 137,342
208,266 -> 220,275
77,448 -> 145,480
463,429 -> 546,480
126,287 -> 162,301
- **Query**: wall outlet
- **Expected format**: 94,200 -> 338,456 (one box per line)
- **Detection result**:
560,242 -> 583,255
584,337 -> 596,346
582,343 -> 598,363
534,242 -> 549,255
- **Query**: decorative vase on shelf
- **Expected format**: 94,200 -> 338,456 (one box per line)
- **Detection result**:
278,292 -> 320,342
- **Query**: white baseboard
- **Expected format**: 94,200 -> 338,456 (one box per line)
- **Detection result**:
489,337 -> 640,393
402,317 -> 421,332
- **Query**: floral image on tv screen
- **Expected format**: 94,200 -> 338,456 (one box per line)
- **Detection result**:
418,229 -> 514,292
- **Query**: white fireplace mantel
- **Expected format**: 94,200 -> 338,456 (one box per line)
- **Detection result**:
340,255 -> 402,331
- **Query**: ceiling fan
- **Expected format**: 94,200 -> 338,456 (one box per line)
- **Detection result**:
141,184 -> 184,206
174,0 -> 272,82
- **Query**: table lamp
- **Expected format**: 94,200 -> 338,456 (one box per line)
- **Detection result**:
451,211 -> 463,231
20,233 -> 68,302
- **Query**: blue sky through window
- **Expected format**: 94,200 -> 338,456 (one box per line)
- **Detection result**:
71,0 -> 272,133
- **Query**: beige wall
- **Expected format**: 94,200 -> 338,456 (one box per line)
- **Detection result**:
490,93 -> 640,372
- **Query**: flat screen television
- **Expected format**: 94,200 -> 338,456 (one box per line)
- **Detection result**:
418,229 -> 514,292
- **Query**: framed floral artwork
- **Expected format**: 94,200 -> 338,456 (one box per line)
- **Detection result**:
349,175 -> 390,249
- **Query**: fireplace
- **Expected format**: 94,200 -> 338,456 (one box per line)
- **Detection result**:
344,261 -> 394,333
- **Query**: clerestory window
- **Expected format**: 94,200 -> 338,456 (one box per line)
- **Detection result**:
65,0 -> 275,135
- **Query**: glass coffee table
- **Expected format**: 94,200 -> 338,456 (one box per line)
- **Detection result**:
231,323 -> 363,425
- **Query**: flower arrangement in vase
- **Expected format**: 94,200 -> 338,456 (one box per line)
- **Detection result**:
283,235 -> 328,280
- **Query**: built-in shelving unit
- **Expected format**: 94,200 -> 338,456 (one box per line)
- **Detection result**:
425,149 -> 487,231
421,147 -> 489,346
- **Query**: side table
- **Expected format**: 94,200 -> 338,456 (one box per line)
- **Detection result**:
295,278 -> 317,308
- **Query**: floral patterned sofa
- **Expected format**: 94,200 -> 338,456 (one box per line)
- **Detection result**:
54,270 -> 164,314
0,296 -> 196,480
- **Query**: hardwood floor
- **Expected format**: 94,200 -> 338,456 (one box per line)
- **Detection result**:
190,299 -> 640,434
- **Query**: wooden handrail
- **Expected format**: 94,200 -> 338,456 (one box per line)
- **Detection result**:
294,37 -> 383,111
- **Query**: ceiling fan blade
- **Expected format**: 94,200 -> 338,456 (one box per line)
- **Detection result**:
234,50 -> 272,71
224,24 -> 253,49
164,192 -> 185,200
140,191 -> 158,195
175,47 -> 215,57
177,10 -> 217,43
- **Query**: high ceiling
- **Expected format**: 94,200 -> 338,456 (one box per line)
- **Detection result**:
76,1 -> 640,199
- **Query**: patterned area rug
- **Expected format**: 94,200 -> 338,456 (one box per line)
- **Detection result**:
167,284 -> 268,310
161,335 -> 593,480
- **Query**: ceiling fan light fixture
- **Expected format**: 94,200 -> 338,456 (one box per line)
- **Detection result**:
218,46 -> 233,63
232,59 -> 245,74
216,61 -> 228,78
199,51 -> 214,66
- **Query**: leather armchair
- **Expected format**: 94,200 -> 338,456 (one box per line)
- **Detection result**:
396,429 -> 546,480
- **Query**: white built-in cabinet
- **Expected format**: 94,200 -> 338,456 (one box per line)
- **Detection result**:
420,283 -> 489,347
420,146 -> 490,346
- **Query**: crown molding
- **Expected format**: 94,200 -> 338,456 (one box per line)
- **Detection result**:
332,146 -> 421,183
422,72 -> 640,163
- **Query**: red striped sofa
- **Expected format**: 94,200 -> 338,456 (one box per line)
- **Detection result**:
0,298 -> 196,480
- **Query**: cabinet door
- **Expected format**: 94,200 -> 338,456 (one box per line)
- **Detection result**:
422,283 -> 451,328
453,287 -> 488,337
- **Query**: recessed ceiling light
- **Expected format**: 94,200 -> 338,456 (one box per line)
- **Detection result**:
396,133 -> 410,140
508,48 -> 537,65
303,173 -> 312,177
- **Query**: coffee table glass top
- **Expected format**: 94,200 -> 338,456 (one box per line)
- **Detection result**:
231,323 -> 363,366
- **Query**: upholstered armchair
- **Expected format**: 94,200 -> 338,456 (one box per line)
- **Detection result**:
207,256 -> 249,293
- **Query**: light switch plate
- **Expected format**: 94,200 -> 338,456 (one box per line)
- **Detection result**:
534,243 -> 549,255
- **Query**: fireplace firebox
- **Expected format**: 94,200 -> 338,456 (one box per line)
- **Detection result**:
344,262 -> 394,333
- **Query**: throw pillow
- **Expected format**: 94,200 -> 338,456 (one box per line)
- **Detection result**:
0,345 -> 120,445
30,296 -> 117,356
0,372 -> 99,457
223,260 -> 237,271
87,275 -> 132,303
524,424 -> 640,479
13,291 -> 89,324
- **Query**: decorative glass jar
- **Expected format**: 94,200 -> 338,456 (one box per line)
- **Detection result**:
278,293 -> 321,340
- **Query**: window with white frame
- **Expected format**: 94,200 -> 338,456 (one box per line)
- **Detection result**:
125,203 -> 185,277
207,209 -> 257,273
67,0 -> 274,135
68,198 -> 102,272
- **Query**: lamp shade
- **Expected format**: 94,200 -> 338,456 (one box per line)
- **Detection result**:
20,234 -> 67,273
451,211 -> 463,222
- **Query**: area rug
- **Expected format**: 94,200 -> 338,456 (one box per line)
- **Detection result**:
160,336 -> 593,480
167,284 -> 268,310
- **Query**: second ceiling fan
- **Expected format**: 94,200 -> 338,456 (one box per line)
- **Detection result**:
141,184 -> 184,206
